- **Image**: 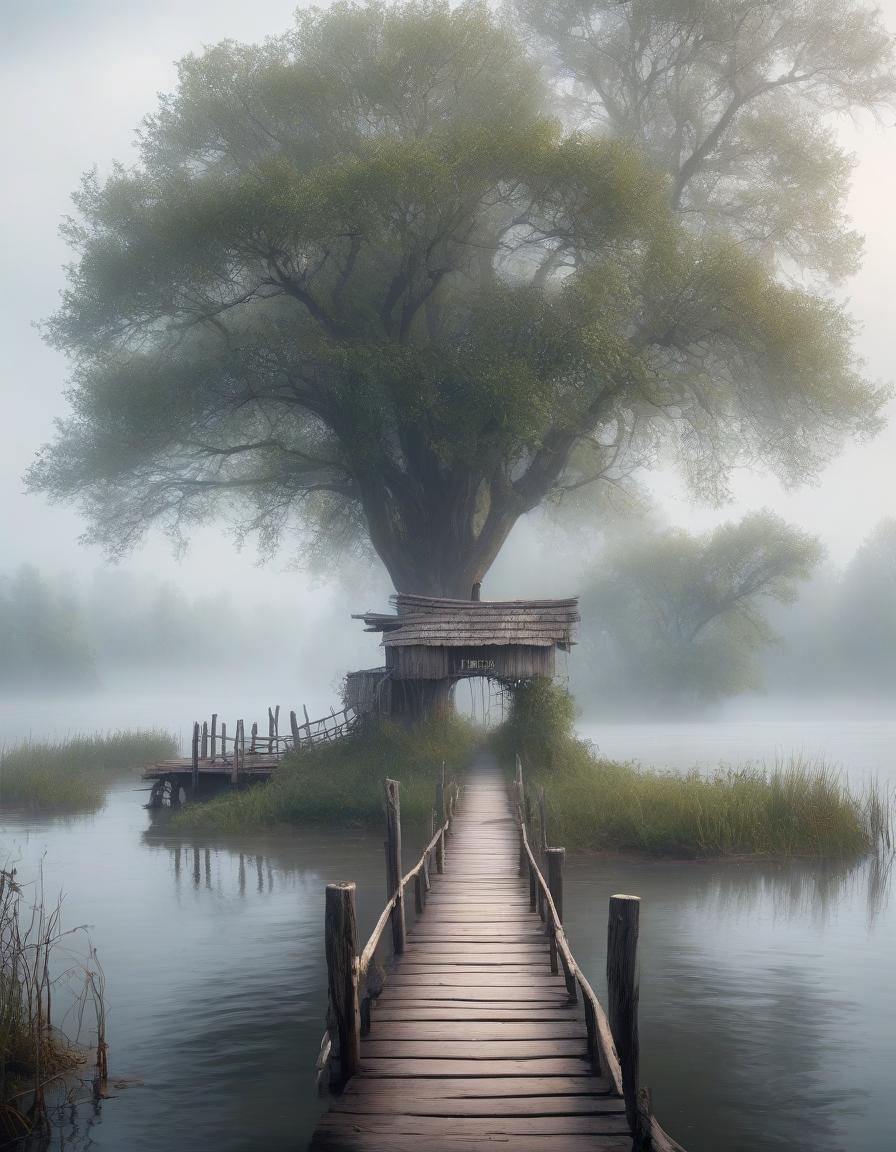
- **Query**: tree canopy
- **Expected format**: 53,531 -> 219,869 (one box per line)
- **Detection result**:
579,511 -> 823,703
29,1 -> 889,595
516,0 -> 896,280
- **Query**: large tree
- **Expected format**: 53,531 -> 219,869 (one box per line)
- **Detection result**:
578,511 -> 823,704
30,1 -> 888,596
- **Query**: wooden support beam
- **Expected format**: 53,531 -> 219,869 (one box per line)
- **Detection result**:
191,722 -> 199,794
232,720 -> 243,786
607,894 -> 641,1136
384,778 -> 406,954
325,882 -> 361,1087
546,847 -> 565,975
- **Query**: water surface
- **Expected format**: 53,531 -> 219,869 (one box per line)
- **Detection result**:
2,717 -> 894,1151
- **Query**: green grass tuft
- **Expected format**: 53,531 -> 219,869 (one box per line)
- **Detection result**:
172,717 -> 476,834
0,731 -> 178,813
495,681 -> 891,858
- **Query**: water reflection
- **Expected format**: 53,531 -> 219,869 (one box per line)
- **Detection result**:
563,852 -> 894,1152
4,786 -> 895,1152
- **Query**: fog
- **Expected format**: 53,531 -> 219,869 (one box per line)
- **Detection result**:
1,0 -> 895,749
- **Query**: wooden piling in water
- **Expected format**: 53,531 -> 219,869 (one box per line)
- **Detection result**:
607,893 -> 641,1135
324,882 -> 361,1087
383,778 -> 406,954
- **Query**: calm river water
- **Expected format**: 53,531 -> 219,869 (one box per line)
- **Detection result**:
1,712 -> 894,1151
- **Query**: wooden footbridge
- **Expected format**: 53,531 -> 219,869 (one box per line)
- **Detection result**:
143,703 -> 357,806
311,757 -> 684,1152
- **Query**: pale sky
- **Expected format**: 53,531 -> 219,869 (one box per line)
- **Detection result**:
1,0 -> 894,617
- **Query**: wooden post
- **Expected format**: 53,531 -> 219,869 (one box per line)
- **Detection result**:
437,762 -> 446,826
232,720 -> 242,786
515,753 -> 524,812
201,721 -> 208,761
383,778 -> 406,954
250,721 -> 258,755
436,826 -> 446,875
191,722 -> 199,794
274,704 -> 280,747
518,823 -> 527,877
303,704 -> 311,742
290,710 -> 300,748
324,882 -> 361,1086
268,707 -> 275,753
546,847 -> 565,975
528,856 -> 537,912
210,713 -> 217,760
539,785 -> 548,853
414,871 -> 425,914
221,722 -> 226,764
607,894 -> 641,1135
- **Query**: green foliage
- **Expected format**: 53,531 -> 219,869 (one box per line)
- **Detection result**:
502,724 -> 888,857
0,731 -> 178,813
28,1 -> 886,596
518,0 -> 895,280
172,716 -> 476,833
491,680 -> 576,770
578,511 -> 823,705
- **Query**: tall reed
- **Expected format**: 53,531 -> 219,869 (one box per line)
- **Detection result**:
1,866 -> 108,1143
1,730 -> 177,812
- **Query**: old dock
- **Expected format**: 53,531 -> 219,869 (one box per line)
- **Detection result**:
311,758 -> 684,1152
142,704 -> 357,806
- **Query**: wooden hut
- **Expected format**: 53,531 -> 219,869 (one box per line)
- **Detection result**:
350,593 -> 579,719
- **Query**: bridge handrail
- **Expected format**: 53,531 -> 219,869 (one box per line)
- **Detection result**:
316,776 -> 460,1093
513,757 -> 686,1152
515,791 -> 624,1097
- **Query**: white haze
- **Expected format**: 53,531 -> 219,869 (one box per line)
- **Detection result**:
1,0 -> 894,742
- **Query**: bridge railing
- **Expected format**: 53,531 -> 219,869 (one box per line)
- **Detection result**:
316,768 -> 460,1094
512,754 -> 685,1152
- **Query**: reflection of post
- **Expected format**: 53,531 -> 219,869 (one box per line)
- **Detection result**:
256,854 -> 263,894
607,894 -> 641,1135
204,848 -> 211,889
324,882 -> 361,1086
192,848 -> 200,887
174,846 -> 181,881
238,853 -> 245,896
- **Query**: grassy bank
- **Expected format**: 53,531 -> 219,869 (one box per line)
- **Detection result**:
1,731 -> 178,813
494,683 -> 891,858
172,717 -> 476,834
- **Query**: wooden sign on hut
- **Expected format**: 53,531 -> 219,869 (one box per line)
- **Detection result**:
348,592 -> 579,719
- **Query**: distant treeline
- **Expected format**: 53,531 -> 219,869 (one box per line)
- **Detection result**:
0,567 -> 276,689
573,518 -> 896,712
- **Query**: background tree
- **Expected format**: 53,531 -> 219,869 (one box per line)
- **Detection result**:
578,512 -> 823,705
30,1 -> 886,598
516,0 -> 895,280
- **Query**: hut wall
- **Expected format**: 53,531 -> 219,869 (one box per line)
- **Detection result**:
344,667 -> 391,715
390,644 -> 554,681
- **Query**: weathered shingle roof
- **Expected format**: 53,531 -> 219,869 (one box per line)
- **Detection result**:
354,593 -> 579,648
